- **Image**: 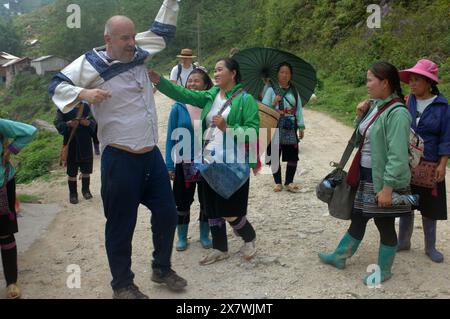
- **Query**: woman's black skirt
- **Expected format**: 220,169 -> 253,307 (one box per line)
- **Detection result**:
0,178 -> 18,236
411,180 -> 447,220
201,177 -> 249,219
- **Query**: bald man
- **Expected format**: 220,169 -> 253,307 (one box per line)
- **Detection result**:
49,0 -> 186,299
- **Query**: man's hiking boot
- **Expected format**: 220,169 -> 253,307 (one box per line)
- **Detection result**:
151,269 -> 187,291
113,284 -> 148,299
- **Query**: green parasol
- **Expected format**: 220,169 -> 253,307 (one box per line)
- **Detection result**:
233,47 -> 317,104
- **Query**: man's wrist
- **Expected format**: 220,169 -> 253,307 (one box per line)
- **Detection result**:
78,89 -> 86,101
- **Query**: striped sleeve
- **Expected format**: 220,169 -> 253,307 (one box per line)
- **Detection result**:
137,0 -> 180,54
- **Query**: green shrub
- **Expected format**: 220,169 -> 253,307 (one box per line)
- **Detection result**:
1,74 -> 62,184
14,131 -> 62,184
312,75 -> 368,125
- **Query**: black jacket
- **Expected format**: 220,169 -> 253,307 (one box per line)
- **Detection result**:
54,103 -> 97,162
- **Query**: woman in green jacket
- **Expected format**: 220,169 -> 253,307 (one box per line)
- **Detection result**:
319,62 -> 412,285
0,118 -> 37,299
150,58 -> 260,265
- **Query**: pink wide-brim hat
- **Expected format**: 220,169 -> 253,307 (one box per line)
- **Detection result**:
399,59 -> 439,84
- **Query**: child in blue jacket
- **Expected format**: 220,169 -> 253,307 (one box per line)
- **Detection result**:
165,68 -> 213,251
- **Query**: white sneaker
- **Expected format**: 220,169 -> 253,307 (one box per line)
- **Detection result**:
240,240 -> 256,260
199,249 -> 229,265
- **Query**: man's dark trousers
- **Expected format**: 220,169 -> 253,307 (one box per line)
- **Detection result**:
101,146 -> 177,289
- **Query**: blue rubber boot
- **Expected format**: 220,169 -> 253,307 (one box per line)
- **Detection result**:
176,224 -> 189,251
397,214 -> 414,251
199,222 -> 212,249
364,243 -> 397,285
318,232 -> 361,269
422,217 -> 444,263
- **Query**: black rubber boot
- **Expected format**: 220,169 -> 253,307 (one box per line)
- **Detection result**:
81,177 -> 93,200
68,180 -> 78,204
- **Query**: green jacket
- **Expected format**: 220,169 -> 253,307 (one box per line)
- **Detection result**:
156,76 -> 260,167
0,119 -> 38,186
355,95 -> 412,192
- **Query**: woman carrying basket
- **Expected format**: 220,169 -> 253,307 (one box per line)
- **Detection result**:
262,62 -> 305,193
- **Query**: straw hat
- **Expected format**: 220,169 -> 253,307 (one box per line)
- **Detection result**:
176,48 -> 197,58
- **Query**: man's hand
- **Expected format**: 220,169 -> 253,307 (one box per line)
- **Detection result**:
356,100 -> 370,119
213,115 -> 227,132
79,89 -> 111,105
148,70 -> 161,84
168,171 -> 175,181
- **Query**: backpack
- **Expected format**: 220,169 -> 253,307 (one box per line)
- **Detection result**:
176,63 -> 196,87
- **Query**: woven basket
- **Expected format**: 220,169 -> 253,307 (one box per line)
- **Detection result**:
258,102 -> 280,147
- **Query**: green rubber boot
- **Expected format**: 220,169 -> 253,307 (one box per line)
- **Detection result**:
176,224 -> 189,251
319,232 -> 361,269
199,222 -> 212,249
364,243 -> 397,285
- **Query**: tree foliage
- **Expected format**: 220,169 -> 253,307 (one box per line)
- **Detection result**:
0,19 -> 22,55
10,0 -> 450,84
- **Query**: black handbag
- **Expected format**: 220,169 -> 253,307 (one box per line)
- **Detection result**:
328,171 -> 356,220
316,130 -> 357,220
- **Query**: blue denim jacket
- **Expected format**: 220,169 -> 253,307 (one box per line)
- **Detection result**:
408,94 -> 450,162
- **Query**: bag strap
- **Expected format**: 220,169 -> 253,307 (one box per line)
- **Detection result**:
333,130 -> 357,169
331,98 -> 401,170
65,103 -> 85,147
282,88 -> 297,110
405,94 -> 410,108
217,88 -> 244,117
203,88 -> 244,149
176,64 -> 182,85
357,98 -> 401,152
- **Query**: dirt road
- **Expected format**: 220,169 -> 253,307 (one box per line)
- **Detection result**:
5,92 -> 450,299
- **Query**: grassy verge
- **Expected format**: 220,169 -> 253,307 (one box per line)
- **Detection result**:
1,73 -> 65,184
308,75 -> 367,126
14,131 -> 62,184
17,193 -> 42,203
